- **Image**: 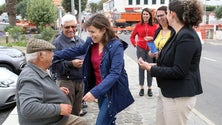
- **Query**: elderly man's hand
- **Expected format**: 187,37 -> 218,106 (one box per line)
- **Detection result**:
71,59 -> 83,68
60,104 -> 72,116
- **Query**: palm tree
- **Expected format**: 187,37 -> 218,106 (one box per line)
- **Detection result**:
6,0 -> 17,26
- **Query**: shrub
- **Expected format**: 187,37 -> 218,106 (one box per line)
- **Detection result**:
4,26 -> 24,42
0,41 -> 27,47
35,27 -> 56,41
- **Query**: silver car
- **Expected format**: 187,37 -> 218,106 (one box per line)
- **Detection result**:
0,68 -> 18,109
0,46 -> 26,75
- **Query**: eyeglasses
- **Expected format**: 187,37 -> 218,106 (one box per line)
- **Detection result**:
156,14 -> 165,18
64,25 -> 77,29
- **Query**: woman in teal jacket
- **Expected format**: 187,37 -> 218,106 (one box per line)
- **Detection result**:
53,14 -> 134,125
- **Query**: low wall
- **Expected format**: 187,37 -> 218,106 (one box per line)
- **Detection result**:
214,31 -> 222,40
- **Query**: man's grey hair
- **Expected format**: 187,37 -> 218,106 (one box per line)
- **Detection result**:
26,51 -> 48,62
26,52 -> 38,62
61,13 -> 77,25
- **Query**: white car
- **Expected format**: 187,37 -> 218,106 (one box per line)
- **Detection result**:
0,68 -> 18,109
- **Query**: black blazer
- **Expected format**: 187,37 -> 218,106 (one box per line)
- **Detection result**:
150,26 -> 203,98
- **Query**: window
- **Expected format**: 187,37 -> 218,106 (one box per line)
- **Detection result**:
144,0 -> 148,4
128,0 -> 133,5
160,0 -> 165,4
152,0 -> 156,4
136,0 -> 140,5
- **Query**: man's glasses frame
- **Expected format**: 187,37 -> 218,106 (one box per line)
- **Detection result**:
64,25 -> 77,29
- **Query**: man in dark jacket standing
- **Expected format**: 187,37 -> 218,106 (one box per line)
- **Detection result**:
51,14 -> 87,116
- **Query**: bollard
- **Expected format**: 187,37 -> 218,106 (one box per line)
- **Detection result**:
5,32 -> 9,44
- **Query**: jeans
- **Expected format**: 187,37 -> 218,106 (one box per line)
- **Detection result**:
96,96 -> 116,125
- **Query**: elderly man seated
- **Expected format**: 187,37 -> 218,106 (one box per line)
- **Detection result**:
16,39 -> 87,125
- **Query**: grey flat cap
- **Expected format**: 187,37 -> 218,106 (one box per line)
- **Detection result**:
26,39 -> 56,53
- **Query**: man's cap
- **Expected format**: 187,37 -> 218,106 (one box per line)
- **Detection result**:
26,39 -> 56,54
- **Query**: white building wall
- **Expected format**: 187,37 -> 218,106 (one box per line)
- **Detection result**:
103,0 -> 222,13
205,0 -> 222,6
103,0 -> 170,13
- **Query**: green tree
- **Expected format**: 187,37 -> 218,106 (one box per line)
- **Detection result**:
62,0 -> 87,14
26,0 -> 57,31
89,2 -> 98,13
206,6 -> 216,11
98,0 -> 108,11
0,4 -> 6,14
214,6 -> 222,19
6,0 -> 18,26
16,0 -> 29,19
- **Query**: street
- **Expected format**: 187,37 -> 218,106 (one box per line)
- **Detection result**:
118,34 -> 222,125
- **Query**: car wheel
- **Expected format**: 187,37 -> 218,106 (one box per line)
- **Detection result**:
0,64 -> 14,72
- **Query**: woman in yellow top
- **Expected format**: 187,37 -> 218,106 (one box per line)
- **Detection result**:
149,6 -> 175,59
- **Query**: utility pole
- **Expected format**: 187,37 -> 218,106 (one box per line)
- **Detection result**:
71,0 -> 75,15
78,0 -> 82,37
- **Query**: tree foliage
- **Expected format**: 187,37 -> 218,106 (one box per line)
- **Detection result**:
88,0 -> 108,13
214,6 -> 222,19
89,2 -> 98,13
98,0 -> 108,11
0,4 -> 6,14
62,0 -> 87,14
26,0 -> 57,30
206,6 -> 216,11
16,0 -> 28,19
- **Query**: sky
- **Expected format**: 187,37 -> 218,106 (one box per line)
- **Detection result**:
88,0 -> 100,3
0,0 -> 4,6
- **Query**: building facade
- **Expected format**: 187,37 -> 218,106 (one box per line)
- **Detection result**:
103,0 -> 222,13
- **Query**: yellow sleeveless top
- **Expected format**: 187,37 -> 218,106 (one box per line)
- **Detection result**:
154,30 -> 171,51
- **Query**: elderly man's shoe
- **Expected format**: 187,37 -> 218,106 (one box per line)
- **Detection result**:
79,109 -> 87,116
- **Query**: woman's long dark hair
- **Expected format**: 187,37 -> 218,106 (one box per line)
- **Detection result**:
84,14 -> 116,46
141,8 -> 154,26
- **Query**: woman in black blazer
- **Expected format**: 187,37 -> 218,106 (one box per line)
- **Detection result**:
138,0 -> 203,125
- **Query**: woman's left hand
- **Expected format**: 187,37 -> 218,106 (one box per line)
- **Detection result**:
138,57 -> 156,71
83,92 -> 95,102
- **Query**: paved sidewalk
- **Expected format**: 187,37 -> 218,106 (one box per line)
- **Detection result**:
3,54 -> 215,125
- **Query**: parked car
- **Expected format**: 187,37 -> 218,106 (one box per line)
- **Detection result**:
0,46 -> 26,75
0,12 -> 22,23
0,68 -> 18,109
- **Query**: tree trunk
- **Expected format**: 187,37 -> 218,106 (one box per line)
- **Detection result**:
6,0 -> 17,26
